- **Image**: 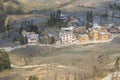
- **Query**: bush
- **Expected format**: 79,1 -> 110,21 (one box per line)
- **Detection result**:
0,50 -> 11,72
28,76 -> 39,80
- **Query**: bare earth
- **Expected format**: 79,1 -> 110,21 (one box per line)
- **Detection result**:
0,37 -> 120,80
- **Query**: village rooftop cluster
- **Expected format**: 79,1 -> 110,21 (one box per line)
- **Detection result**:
20,12 -> 120,45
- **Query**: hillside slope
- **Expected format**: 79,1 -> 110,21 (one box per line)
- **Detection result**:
2,0 -> 116,12
17,0 -> 115,12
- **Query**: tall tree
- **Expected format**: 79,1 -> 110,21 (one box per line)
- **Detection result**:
56,10 -> 61,20
86,11 -> 93,29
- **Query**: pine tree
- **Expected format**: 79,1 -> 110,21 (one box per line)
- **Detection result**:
86,11 -> 93,29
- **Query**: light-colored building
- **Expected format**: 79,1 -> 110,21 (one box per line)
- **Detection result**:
60,32 -> 76,43
89,29 -> 99,40
78,34 -> 89,42
27,34 -> 39,44
98,32 -> 111,41
26,32 -> 39,44
92,23 -> 101,30
74,27 -> 86,34
21,31 -> 39,44
60,26 -> 76,43
100,26 -> 108,32
61,26 -> 75,33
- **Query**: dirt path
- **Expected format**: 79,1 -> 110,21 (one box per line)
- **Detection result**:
11,63 -> 82,71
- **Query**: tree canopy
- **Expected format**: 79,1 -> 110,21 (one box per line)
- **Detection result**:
0,50 -> 11,72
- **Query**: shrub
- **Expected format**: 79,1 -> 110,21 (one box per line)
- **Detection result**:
28,76 -> 39,80
0,50 -> 11,72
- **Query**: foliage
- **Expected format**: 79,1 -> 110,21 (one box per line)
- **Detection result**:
19,35 -> 27,45
108,2 -> 120,10
86,11 -> 93,29
20,20 -> 38,33
47,10 -> 67,28
0,50 -> 11,72
0,0 -> 4,13
12,36 -> 18,42
28,76 -> 39,80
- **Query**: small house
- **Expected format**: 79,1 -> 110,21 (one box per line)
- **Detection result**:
88,29 -> 99,40
98,32 -> 111,41
60,26 -> 76,43
26,33 -> 39,44
78,34 -> 89,42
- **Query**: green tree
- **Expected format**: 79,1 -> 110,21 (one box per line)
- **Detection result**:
0,50 -> 11,72
0,0 -> 4,13
56,10 -> 61,20
86,11 -> 93,29
12,36 -> 18,42
28,76 -> 39,80
20,35 -> 27,45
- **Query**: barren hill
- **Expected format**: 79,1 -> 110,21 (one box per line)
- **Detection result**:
17,0 -> 115,12
2,0 -> 116,12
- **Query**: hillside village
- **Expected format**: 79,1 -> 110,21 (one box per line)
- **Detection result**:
0,0 -> 120,80
19,12 -> 119,46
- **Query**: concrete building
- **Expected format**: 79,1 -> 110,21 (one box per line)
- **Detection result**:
108,27 -> 120,33
92,23 -> 101,30
100,26 -> 108,32
60,26 -> 76,43
74,27 -> 86,34
78,34 -> 89,42
26,32 -> 39,44
89,29 -> 99,40
98,32 -> 111,41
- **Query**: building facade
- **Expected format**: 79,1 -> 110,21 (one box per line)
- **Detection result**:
26,32 -> 39,44
98,32 -> 111,41
89,29 -> 99,40
60,26 -> 77,43
78,34 -> 89,42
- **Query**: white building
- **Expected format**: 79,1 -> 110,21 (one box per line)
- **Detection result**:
59,26 -> 76,43
27,33 -> 39,44
92,23 -> 101,30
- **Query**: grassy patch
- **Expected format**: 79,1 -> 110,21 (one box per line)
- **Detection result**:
105,49 -> 120,55
79,50 -> 91,54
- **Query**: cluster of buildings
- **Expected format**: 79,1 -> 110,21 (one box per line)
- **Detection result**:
107,23 -> 120,33
59,24 -> 112,44
20,12 -> 120,45
21,23 -> 113,45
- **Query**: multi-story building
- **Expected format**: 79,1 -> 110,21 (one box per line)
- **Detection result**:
27,33 -> 39,44
88,29 -> 99,40
22,31 -> 39,44
78,34 -> 89,42
60,26 -> 77,43
88,26 -> 111,41
98,32 -> 111,41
